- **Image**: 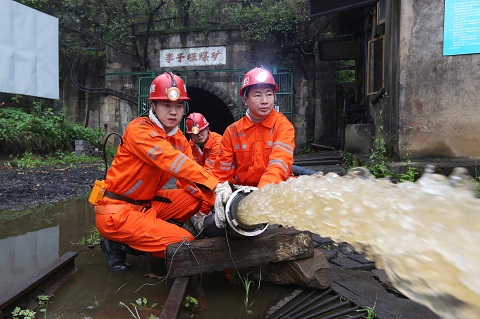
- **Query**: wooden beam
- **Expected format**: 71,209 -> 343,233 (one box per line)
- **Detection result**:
0,252 -> 78,318
166,227 -> 314,278
159,277 -> 190,319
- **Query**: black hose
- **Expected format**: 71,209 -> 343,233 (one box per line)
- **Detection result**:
70,58 -> 137,105
102,132 -> 123,179
292,164 -> 318,176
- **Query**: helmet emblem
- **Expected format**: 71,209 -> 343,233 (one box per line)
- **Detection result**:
150,84 -> 156,93
243,76 -> 250,87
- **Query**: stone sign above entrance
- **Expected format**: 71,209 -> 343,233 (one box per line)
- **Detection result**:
159,46 -> 226,67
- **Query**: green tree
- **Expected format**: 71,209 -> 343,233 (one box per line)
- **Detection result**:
17,0 -> 171,70
13,0 -> 335,112
18,0 -> 334,69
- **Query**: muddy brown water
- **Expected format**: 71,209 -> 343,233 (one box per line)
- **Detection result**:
0,197 -> 292,319
237,167 -> 480,319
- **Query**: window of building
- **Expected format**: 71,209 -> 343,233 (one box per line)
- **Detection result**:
377,0 -> 386,25
367,36 -> 384,95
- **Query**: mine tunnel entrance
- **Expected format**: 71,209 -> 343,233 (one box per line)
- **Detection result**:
186,86 -> 235,135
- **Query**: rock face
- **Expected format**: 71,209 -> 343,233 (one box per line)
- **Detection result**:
267,249 -> 332,289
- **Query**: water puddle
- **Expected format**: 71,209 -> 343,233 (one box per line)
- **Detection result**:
0,197 -> 292,319
236,167 -> 480,319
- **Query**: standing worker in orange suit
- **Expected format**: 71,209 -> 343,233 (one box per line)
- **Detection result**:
92,72 -> 232,271
213,66 -> 295,188
185,112 -> 222,175
199,66 -> 296,236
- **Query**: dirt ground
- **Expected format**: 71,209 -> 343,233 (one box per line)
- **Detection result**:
0,162 -> 105,211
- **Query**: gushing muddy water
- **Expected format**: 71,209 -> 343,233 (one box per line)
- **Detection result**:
236,167 -> 480,319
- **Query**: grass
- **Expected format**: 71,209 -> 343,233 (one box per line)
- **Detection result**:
73,227 -> 101,247
119,297 -> 159,319
5,151 -> 102,169
357,302 -> 376,319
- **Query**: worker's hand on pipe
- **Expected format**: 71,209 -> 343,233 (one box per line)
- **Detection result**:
213,181 -> 233,228
192,212 -> 209,232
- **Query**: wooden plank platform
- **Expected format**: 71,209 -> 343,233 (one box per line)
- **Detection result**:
0,252 -> 78,319
166,226 -> 314,278
160,277 -> 190,319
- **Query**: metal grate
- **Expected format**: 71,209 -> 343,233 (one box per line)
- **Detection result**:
261,288 -> 366,319
138,75 -> 155,117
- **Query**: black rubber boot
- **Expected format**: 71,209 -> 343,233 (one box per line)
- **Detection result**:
100,238 -> 134,272
115,242 -> 150,257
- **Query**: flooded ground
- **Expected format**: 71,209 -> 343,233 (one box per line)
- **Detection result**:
0,196 -> 294,319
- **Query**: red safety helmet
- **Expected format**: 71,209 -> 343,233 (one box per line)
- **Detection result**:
148,72 -> 190,101
239,66 -> 278,96
186,112 -> 209,134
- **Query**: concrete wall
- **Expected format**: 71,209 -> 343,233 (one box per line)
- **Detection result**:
91,50 -> 139,135
397,0 -> 480,159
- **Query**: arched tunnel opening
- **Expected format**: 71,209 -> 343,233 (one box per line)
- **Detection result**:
186,87 -> 235,135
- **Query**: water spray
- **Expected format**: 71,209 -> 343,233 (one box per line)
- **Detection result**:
229,167 -> 480,319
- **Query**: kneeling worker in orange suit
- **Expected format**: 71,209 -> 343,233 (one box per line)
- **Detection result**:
92,72 -> 232,271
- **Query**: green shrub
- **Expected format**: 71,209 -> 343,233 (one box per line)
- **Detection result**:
0,106 -> 104,156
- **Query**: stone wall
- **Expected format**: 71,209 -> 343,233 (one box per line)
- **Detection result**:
95,29 -> 329,151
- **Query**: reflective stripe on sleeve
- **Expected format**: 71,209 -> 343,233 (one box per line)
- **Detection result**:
268,159 -> 288,174
170,153 -> 188,174
273,141 -> 294,155
219,161 -> 234,171
147,145 -> 162,160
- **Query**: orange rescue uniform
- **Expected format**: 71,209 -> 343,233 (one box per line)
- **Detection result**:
95,117 -> 218,258
213,110 -> 295,188
189,131 -> 222,174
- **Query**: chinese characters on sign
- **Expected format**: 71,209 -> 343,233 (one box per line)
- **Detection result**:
443,0 -> 480,56
160,46 -> 226,67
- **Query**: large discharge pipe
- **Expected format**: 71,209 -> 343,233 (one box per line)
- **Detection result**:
224,187 -> 269,237
220,165 -> 318,237
203,164 -> 317,238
